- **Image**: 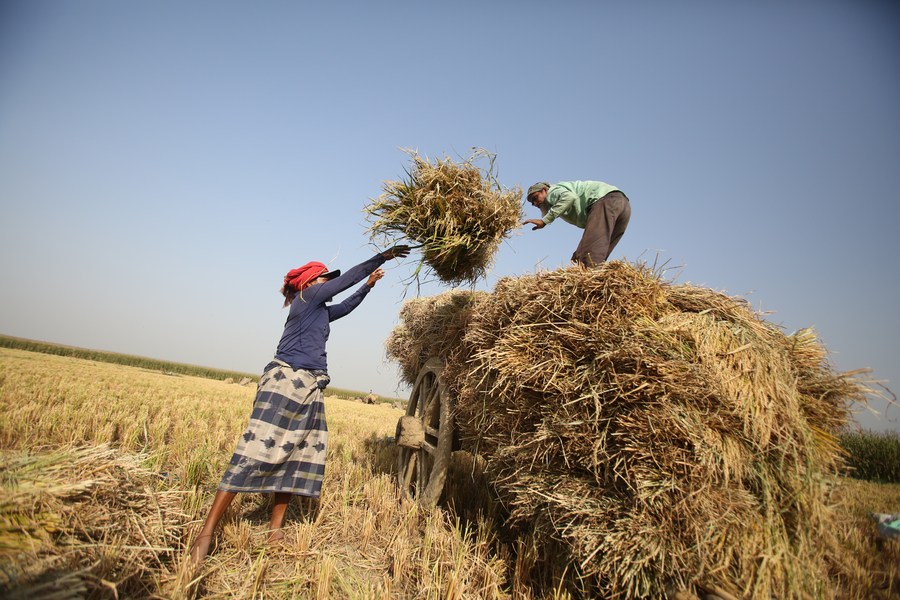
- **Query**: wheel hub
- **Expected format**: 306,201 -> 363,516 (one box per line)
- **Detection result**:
395,415 -> 425,449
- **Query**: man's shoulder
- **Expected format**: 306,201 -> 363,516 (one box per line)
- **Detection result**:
555,180 -> 617,196
551,181 -> 577,189
549,181 -> 578,196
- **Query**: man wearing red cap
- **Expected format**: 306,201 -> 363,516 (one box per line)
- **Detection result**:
190,245 -> 409,564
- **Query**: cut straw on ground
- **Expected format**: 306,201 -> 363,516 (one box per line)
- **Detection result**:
0,444 -> 188,599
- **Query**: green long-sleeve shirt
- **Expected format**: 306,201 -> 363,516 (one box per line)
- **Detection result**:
541,181 -> 620,228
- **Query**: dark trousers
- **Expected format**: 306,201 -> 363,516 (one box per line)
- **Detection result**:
572,191 -> 631,266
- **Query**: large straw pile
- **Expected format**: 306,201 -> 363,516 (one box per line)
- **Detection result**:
386,261 -> 872,599
365,150 -> 523,285
0,445 -> 187,599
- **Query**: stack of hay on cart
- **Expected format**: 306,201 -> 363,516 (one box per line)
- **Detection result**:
365,149 -> 523,286
386,261 -> 872,599
385,290 -> 485,385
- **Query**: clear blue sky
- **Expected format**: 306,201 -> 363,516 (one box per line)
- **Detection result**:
1,1 -> 898,431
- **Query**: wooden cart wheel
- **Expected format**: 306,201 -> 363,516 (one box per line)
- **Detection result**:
395,357 -> 454,507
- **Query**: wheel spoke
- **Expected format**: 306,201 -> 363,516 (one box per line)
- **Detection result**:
402,450 -> 417,495
417,449 -> 426,491
421,394 -> 438,430
418,375 -> 436,420
407,380 -> 424,417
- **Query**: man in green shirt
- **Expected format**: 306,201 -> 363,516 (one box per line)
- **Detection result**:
524,180 -> 631,266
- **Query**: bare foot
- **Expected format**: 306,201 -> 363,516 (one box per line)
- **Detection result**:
266,529 -> 285,545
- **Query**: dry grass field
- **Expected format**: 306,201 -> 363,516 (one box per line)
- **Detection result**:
1,346 -> 898,599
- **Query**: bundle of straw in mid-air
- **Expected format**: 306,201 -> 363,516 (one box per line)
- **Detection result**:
365,149 -> 523,286
386,261 -> 875,599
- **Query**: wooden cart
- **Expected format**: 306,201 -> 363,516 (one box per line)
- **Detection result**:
394,357 -> 456,507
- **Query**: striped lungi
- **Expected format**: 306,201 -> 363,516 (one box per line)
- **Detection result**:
218,359 -> 330,497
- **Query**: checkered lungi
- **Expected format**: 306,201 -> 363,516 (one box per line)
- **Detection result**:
218,359 -> 330,497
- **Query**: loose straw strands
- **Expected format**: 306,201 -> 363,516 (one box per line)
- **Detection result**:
385,289 -> 486,386
0,445 -> 188,599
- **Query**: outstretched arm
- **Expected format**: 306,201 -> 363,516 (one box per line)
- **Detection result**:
541,189 -> 577,225
312,245 -> 410,300
327,268 -> 385,321
312,254 -> 385,301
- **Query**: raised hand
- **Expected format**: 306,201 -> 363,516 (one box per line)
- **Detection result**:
366,268 -> 385,287
381,245 -> 411,260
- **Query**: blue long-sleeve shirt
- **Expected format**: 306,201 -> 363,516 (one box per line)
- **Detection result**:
275,253 -> 386,371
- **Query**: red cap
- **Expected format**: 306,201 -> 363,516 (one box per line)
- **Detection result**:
284,262 -> 340,292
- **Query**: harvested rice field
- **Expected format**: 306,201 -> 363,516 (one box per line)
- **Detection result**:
0,349 -> 506,599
